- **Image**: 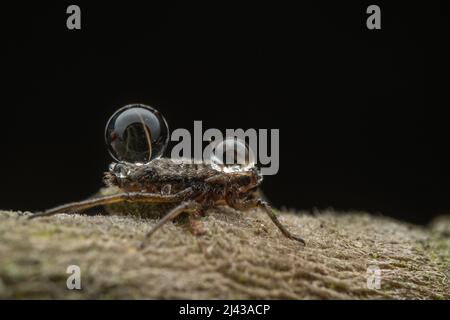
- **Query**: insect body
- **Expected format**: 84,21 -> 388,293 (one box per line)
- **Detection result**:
30,104 -> 305,247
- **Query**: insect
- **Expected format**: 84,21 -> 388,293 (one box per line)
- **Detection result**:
30,104 -> 305,247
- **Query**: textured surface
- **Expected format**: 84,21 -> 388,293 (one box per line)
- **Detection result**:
0,209 -> 449,299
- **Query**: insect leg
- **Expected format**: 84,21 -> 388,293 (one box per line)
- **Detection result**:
140,201 -> 201,248
29,188 -> 193,219
232,199 -> 305,245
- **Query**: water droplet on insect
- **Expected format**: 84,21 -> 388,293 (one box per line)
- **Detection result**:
161,184 -> 172,195
113,163 -> 130,178
208,137 -> 256,173
105,104 -> 169,163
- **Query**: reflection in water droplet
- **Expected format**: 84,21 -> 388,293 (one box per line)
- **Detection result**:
209,137 -> 256,173
105,104 -> 169,163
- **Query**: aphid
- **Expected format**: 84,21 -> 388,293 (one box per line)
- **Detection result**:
30,104 -> 305,247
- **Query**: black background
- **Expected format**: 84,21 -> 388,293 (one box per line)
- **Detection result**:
0,1 -> 444,224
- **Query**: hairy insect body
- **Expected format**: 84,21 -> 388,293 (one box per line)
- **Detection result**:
106,159 -> 258,211
106,160 -> 218,194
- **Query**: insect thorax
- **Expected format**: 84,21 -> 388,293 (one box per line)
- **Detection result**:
104,158 -> 260,196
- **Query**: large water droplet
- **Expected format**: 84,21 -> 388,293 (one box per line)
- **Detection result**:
105,104 -> 169,163
209,137 -> 256,173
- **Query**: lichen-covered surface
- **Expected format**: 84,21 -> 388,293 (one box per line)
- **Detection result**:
0,209 -> 449,299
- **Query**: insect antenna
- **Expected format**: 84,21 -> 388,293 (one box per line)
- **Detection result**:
137,111 -> 153,162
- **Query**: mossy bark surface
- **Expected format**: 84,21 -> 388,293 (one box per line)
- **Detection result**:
0,209 -> 449,299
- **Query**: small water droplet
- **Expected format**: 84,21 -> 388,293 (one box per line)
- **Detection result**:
161,184 -> 172,195
113,163 -> 130,178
